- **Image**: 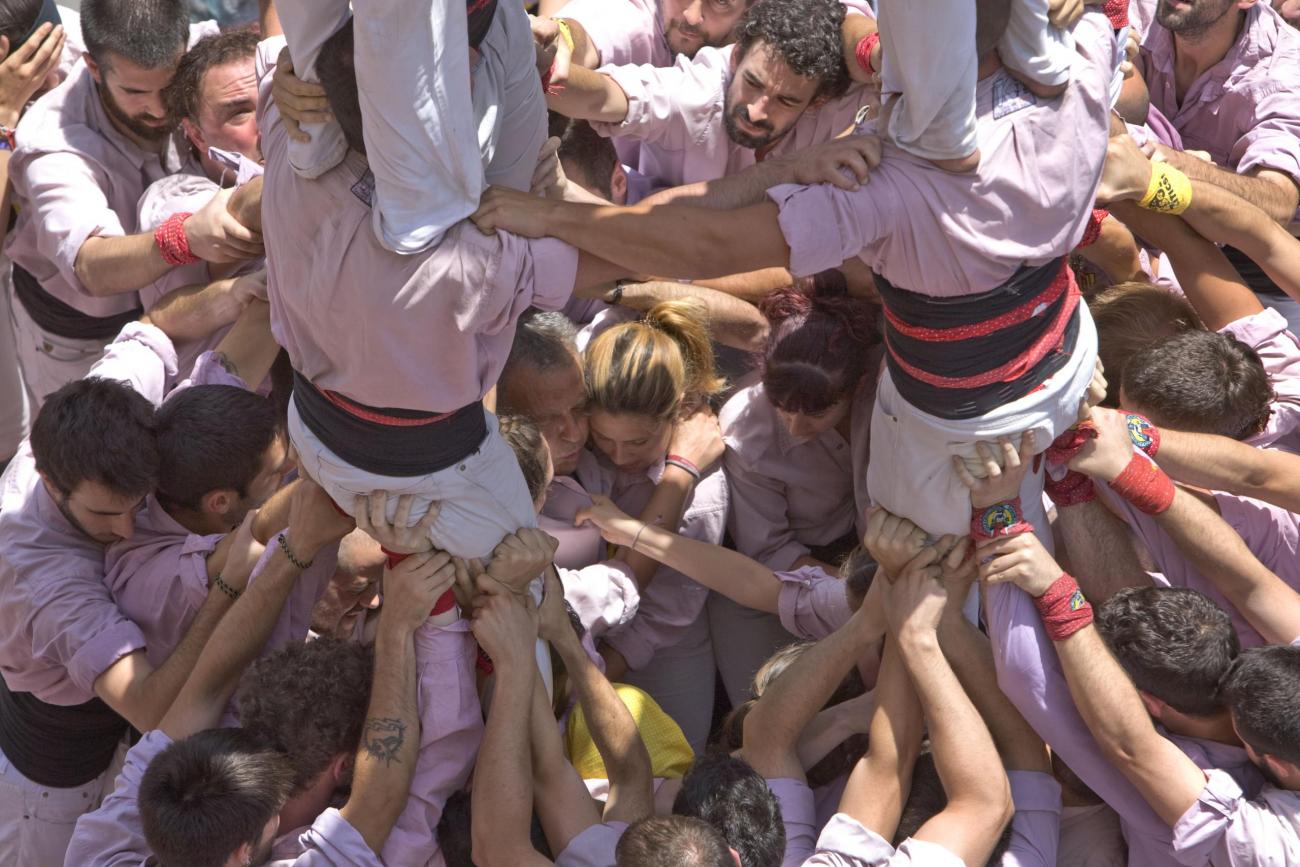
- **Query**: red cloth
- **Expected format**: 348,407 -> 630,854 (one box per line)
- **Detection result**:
970,497 -> 1035,540
1033,573 -> 1094,641
1045,421 -> 1098,468
1103,0 -> 1129,29
1076,208 -> 1109,249
1044,470 -> 1097,507
1109,455 -> 1175,515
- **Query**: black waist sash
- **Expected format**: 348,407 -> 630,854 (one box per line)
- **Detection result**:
292,370 -> 487,477
876,257 -> 1080,420
12,263 -> 142,341
0,676 -> 126,787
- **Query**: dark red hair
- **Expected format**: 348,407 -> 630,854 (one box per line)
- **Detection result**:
759,270 -> 881,415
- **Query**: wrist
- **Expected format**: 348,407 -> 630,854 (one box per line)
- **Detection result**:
898,627 -> 941,655
376,607 -> 421,641
156,213 -> 200,266
660,462 -> 698,488
970,497 -> 1034,540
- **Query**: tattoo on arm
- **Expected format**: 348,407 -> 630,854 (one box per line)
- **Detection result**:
361,717 -> 406,765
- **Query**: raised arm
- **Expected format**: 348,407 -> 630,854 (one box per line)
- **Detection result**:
977,532 -> 1210,827
613,282 -> 770,352
1143,419 -> 1300,515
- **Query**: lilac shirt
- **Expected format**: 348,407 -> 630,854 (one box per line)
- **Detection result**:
1000,770 -> 1063,867
1173,770 -> 1300,867
771,776 -> 819,867
775,566 -> 854,641
548,450 -> 729,671
801,813 -> 965,867
64,730 -> 381,867
257,49 -> 580,412
543,472 -> 608,570
985,581 -> 1265,867
1222,309 -> 1300,453
769,11 -> 1115,295
5,23 -> 218,319
559,561 -> 641,638
554,820 -> 629,867
721,381 -> 872,571
592,45 -> 869,190
1139,2 -> 1300,184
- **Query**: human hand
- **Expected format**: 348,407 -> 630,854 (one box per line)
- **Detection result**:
536,566 -> 576,648
935,536 -> 976,609
1120,26 -> 1140,78
531,136 -> 571,200
1048,0 -> 1085,28
287,478 -> 356,561
217,512 -> 266,594
953,433 -> 1036,509
471,185 -> 561,237
0,23 -> 64,128
574,493 -> 643,548
1066,406 -> 1136,482
486,528 -> 559,595
862,507 -> 928,580
669,406 -> 724,472
470,591 -> 539,670
353,492 -> 440,555
185,187 -> 265,264
530,14 -> 574,84
1083,357 -> 1108,418
379,549 -> 456,633
1097,134 -> 1154,204
272,46 -> 332,143
975,532 -> 1061,597
881,546 -> 946,638
230,268 -> 267,305
790,134 -> 883,191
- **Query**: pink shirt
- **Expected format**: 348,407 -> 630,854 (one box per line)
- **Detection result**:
554,820 -> 628,867
1221,309 -> 1300,453
771,776 -> 819,867
721,381 -> 872,571
802,813 -> 965,867
775,566 -> 853,641
65,730 -> 382,867
592,45 -> 869,190
0,322 -> 179,705
549,450 -> 729,671
769,10 -> 1115,295
544,471 -> 608,570
258,55 -> 579,412
381,619 -> 484,867
1139,2 -> 1300,184
1001,771 -> 1063,867
1173,770 -> 1300,867
5,22 -> 219,319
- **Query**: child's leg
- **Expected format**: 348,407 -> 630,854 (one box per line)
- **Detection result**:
999,0 -> 1075,98
876,0 -> 979,170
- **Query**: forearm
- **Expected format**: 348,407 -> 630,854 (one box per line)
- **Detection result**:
1153,488 -> 1300,644
227,177 -> 262,234
898,631 -> 1006,805
546,65 -> 629,124
555,17 -> 599,68
640,162 -> 798,211
250,480 -> 298,546
343,621 -> 421,853
619,467 -> 695,586
840,13 -> 876,84
1169,155 -> 1299,224
796,695 -> 873,770
472,658 -> 537,863
630,522 -> 780,613
209,299 -> 277,388
693,267 -> 795,303
1054,499 -> 1152,604
74,233 -> 172,297
145,278 -> 244,342
1153,428 -> 1300,513
1177,181 -> 1300,301
617,282 -> 768,351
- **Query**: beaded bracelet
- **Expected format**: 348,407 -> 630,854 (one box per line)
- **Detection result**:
277,532 -> 313,570
211,572 -> 241,600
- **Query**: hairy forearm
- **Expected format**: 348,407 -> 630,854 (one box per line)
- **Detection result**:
693,267 -> 794,303
1177,180 -> 1300,301
640,160 -> 798,211
211,299 -> 278,388
75,233 -> 172,297
1054,499 -> 1152,604
1169,155 -> 1298,224
1154,428 -> 1300,513
618,282 -> 768,351
472,658 -> 537,863
630,522 -> 780,613
556,633 -> 651,790
145,277 -> 244,342
546,65 -> 629,124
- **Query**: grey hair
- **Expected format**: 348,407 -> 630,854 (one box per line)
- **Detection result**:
504,309 -> 580,375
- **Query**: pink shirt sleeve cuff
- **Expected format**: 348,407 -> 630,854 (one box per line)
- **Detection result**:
527,237 -> 581,313
1172,768 -> 1240,864
67,620 -> 147,696
767,183 -> 849,278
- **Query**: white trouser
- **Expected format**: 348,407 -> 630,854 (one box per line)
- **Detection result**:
8,288 -> 108,416
276,0 -> 545,253
621,610 -> 716,754
877,0 -> 1074,161
706,593 -> 797,707
0,268 -> 29,462
288,398 -> 553,693
0,740 -> 127,867
867,304 -> 1099,538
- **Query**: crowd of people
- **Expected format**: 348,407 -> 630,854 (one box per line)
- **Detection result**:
0,0 -> 1297,864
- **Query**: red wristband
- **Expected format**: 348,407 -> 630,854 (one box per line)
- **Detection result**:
665,454 -> 700,475
382,548 -> 458,616
542,60 -> 564,95
1045,421 -> 1098,469
1103,0 -> 1129,29
854,32 -> 880,76
1033,573 -> 1093,641
1043,470 -> 1097,508
154,212 -> 199,266
1076,208 -> 1108,249
381,547 -> 409,570
1108,454 -> 1174,515
1124,412 -> 1160,457
971,497 -> 1034,540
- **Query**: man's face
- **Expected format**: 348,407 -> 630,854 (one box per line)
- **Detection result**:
1155,0 -> 1240,35
185,57 -> 261,165
312,530 -> 384,638
589,411 -> 674,476
90,51 -> 182,143
662,0 -> 747,57
775,395 -> 852,443
49,479 -> 143,545
500,353 -> 590,476
221,436 -> 291,528
723,43 -> 822,151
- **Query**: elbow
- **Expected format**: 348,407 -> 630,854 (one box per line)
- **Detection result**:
74,258 -> 110,297
738,318 -> 770,354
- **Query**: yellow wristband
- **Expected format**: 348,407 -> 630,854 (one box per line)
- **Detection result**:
556,18 -> 576,53
1138,162 -> 1192,215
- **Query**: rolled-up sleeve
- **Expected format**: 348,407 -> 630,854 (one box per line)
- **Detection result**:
32,571 -> 147,696
776,567 -> 853,641
1171,768 -> 1238,865
1232,85 -> 1300,186
767,182 -> 884,278
461,226 -> 579,332
87,322 -> 179,406
591,54 -> 719,147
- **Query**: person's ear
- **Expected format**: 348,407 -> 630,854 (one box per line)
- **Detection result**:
85,54 -> 102,86
1136,690 -> 1166,722
729,847 -> 742,867
610,165 -> 628,205
201,489 -> 236,518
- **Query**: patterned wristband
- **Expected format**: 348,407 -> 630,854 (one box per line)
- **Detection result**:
154,212 -> 199,266
971,497 -> 1034,540
1045,421 -> 1098,469
1043,470 -> 1097,508
1124,412 -> 1160,457
854,32 -> 880,75
211,572 -> 241,600
277,532 -> 314,570
1032,573 -> 1093,642
1108,454 -> 1175,515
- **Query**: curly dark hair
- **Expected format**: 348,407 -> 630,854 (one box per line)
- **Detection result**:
733,0 -> 850,101
165,27 -> 259,124
236,637 -> 374,792
499,414 -> 549,503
